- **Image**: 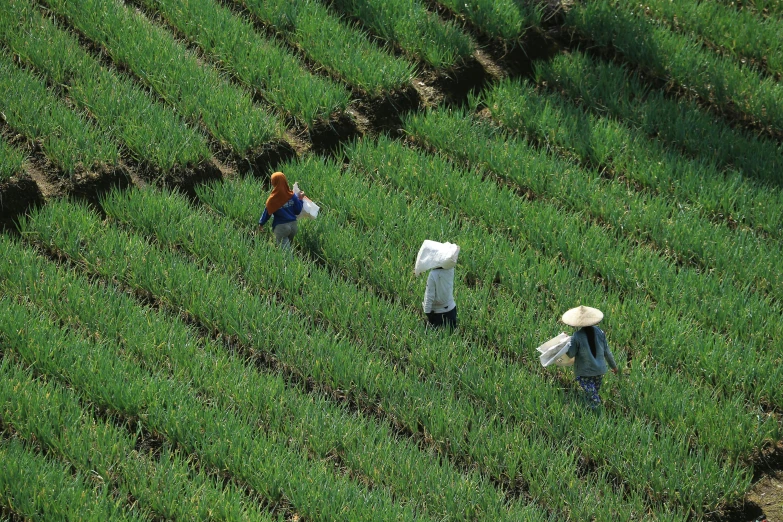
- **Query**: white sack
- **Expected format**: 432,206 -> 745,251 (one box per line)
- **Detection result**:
537,332 -> 574,367
300,197 -> 320,220
292,182 -> 319,220
414,240 -> 460,276
536,332 -> 570,354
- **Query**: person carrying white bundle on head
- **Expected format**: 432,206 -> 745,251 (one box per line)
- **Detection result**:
415,240 -> 459,330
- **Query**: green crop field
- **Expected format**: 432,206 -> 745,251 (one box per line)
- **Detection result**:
1,0 -> 782,520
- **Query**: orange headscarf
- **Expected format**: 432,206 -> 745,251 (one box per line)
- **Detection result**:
265,171 -> 294,214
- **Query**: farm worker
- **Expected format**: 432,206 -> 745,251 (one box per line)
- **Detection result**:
258,171 -> 304,250
562,305 -> 618,409
415,240 -> 459,329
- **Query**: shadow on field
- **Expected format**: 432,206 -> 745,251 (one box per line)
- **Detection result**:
69,166 -> 134,217
0,177 -> 44,235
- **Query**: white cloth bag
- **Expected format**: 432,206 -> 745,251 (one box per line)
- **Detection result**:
293,182 -> 319,220
300,198 -> 319,220
537,332 -> 574,367
414,240 -> 460,276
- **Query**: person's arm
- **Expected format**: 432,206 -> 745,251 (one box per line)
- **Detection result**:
600,329 -> 618,372
292,194 -> 304,216
259,207 -> 270,227
567,332 -> 579,358
422,271 -> 436,313
444,268 -> 455,304
604,343 -> 618,372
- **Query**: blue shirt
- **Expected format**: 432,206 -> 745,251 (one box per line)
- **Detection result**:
259,195 -> 303,228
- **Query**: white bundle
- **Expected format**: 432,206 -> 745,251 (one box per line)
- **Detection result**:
414,240 -> 460,276
292,182 -> 320,220
536,332 -> 574,367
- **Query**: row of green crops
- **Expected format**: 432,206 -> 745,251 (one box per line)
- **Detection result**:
0,0 -> 211,171
195,157 -> 777,468
0,138 -> 25,181
487,72 -> 780,236
0,235 -> 540,522
437,0 -> 543,40
565,0 -> 783,134
0,351 -> 273,521
0,51 -> 119,175
0,289 -> 433,522
328,0 -> 474,68
0,428 -> 145,521
230,0 -> 414,95
637,0 -> 783,77
19,199 -> 698,520
534,51 -> 783,214
96,176 -> 763,516
39,0 -> 280,155
341,136 -> 783,408
134,0 -> 349,126
439,87 -> 783,303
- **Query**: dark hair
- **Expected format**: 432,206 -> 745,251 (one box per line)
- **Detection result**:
584,326 -> 598,358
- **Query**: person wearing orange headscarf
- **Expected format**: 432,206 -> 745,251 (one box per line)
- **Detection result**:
259,172 -> 304,250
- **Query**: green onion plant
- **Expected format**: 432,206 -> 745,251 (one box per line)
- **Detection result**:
328,0 -> 474,68
0,51 -> 118,174
135,0 -> 350,126
40,0 -> 281,155
0,0 -> 211,170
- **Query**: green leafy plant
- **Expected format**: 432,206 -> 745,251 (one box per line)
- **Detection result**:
0,51 -> 118,174
0,0 -> 210,170
41,0 -> 281,155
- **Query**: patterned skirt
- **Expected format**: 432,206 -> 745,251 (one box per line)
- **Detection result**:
576,375 -> 604,408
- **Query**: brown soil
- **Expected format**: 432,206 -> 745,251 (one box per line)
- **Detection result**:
746,443 -> 783,522
24,160 -> 59,200
748,474 -> 783,522
472,48 -> 507,81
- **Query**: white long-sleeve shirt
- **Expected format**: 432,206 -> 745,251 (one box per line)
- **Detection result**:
422,267 -> 456,314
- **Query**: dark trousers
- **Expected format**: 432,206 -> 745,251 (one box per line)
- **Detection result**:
426,306 -> 457,329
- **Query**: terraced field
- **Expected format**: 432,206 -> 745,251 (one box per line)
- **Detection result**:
1,0 -> 782,520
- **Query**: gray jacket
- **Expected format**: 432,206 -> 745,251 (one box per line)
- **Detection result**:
567,326 -> 617,377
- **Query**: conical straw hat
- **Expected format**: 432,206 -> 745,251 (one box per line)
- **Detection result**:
561,305 -> 603,327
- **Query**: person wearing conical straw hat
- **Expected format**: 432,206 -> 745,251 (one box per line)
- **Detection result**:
562,305 -> 618,409
258,171 -> 304,250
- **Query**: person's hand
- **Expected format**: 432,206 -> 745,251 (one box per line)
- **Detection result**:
612,368 -> 618,374
298,191 -> 305,199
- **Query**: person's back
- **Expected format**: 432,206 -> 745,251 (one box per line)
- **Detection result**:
424,267 -> 455,312
568,326 -> 616,377
423,267 -> 457,328
263,197 -> 301,228
258,171 -> 303,250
